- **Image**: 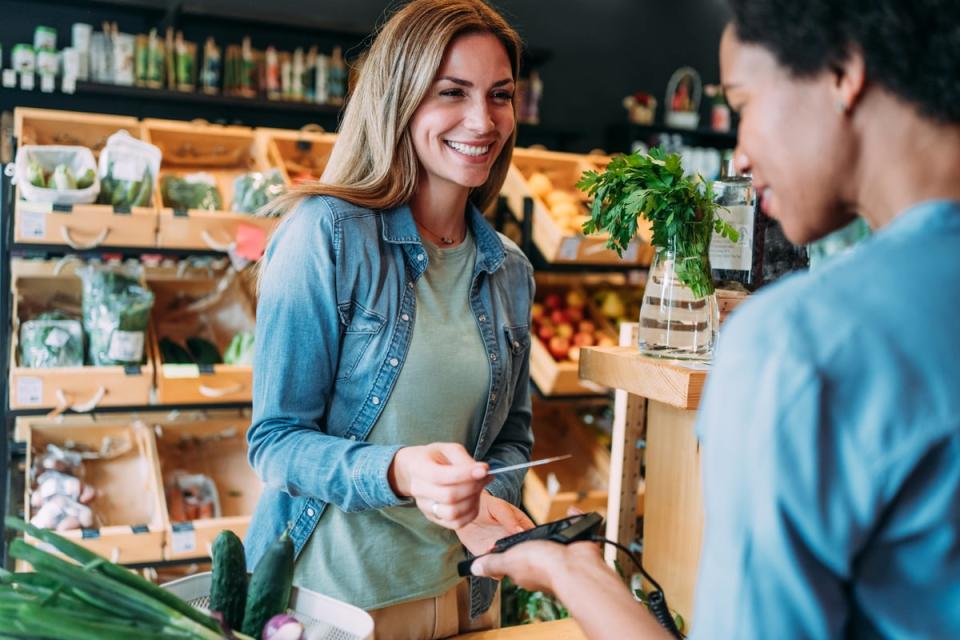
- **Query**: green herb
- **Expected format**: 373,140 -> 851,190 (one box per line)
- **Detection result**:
577,146 -> 739,298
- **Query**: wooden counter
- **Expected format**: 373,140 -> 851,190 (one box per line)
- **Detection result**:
457,619 -> 586,639
579,343 -> 709,634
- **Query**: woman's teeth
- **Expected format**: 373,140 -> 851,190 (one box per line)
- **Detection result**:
445,140 -> 491,156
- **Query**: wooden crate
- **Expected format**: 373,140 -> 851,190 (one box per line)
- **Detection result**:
257,126 -> 338,185
523,400 -> 643,523
9,259 -> 153,411
150,412 -> 261,560
21,414 -> 166,564
529,277 -> 616,397
143,119 -> 280,251
716,288 -> 749,324
501,147 -> 653,265
148,270 -> 255,404
13,107 -> 158,249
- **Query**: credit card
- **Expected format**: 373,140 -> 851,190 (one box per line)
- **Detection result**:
486,454 -> 572,476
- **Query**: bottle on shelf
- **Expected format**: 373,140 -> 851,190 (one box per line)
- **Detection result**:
710,156 -> 764,290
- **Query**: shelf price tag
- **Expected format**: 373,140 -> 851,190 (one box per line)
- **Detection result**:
170,522 -> 198,555
559,236 -> 582,261
16,377 -> 43,406
163,364 -> 201,379
20,72 -> 35,91
18,206 -> 48,239
2,69 -> 17,88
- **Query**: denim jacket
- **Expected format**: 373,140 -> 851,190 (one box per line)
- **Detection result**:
245,195 -> 534,617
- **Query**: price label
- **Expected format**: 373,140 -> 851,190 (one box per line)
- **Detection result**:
107,330 -> 144,362
163,364 -> 200,379
62,75 -> 77,94
558,237 -> 581,261
2,69 -> 17,88
19,207 -> 48,239
20,72 -> 35,91
622,242 -> 639,263
40,74 -> 56,93
16,377 -> 43,406
170,522 -> 197,555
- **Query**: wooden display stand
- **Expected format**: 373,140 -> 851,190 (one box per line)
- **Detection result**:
579,332 -> 708,633
13,108 -> 159,250
257,126 -> 338,185
143,118 -> 279,251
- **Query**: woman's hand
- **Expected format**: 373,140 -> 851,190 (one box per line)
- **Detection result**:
388,443 -> 491,529
455,491 -> 535,556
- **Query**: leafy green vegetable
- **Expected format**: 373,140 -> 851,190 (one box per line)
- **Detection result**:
578,146 -> 739,298
77,264 -> 154,366
19,311 -> 85,368
231,170 -> 285,214
223,331 -> 254,365
50,165 -> 78,190
98,162 -> 153,209
161,174 -> 223,211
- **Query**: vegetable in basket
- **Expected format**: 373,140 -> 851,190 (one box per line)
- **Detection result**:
242,528 -> 295,639
232,169 -> 286,214
99,162 -> 154,208
19,310 -> 85,368
224,331 -> 255,365
77,263 -> 154,366
162,173 -> 224,211
210,529 -> 248,631
49,164 -> 78,190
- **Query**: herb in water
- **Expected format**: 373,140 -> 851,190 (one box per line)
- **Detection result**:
578,147 -> 739,298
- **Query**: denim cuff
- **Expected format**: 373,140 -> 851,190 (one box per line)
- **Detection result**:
353,443 -> 414,509
484,475 -> 520,507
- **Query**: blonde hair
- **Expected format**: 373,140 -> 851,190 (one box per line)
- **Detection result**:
264,0 -> 521,216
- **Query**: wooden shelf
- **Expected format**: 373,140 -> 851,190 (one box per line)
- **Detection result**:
456,619 -> 585,639
578,346 -> 708,410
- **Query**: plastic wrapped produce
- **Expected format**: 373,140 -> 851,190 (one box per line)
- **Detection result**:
223,331 -> 254,365
14,145 -> 99,205
231,169 -> 285,214
161,173 -> 223,211
77,262 -> 154,366
19,310 -> 85,368
96,130 -> 162,209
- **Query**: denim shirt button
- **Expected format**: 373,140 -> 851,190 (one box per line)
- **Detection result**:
306,508 -> 315,517
407,282 -> 414,289
371,396 -> 381,405
489,353 -> 497,361
491,392 -> 497,402
349,435 -> 357,440
401,313 -> 410,322
478,314 -> 486,322
389,357 -> 399,367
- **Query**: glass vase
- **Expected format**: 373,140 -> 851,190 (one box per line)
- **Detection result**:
637,232 -> 719,361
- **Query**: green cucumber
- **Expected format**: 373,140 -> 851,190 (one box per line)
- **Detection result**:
210,530 -> 247,631
241,528 -> 294,638
186,336 -> 221,365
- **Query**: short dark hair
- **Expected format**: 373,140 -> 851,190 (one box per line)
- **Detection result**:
727,0 -> 960,124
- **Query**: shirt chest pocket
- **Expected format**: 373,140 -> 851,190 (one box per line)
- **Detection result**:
502,323 -> 530,387
336,302 -> 385,382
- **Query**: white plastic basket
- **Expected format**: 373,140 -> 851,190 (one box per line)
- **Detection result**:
161,572 -> 374,640
14,145 -> 100,204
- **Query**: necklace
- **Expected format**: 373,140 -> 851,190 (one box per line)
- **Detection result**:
415,217 -> 465,245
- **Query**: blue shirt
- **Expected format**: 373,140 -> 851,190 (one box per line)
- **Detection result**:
244,196 -> 535,616
693,200 -> 960,638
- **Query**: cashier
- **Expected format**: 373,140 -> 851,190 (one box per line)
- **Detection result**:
471,0 -> 960,638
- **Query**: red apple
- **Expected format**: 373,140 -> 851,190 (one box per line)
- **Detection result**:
550,309 -> 567,326
538,324 -> 556,341
565,306 -> 584,324
531,302 -> 545,322
556,322 -> 574,339
577,320 -> 596,334
544,293 -> 563,311
573,332 -> 596,347
548,335 -> 571,361
566,290 -> 586,310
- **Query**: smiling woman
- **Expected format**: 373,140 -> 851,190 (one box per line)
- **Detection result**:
245,2 -> 536,639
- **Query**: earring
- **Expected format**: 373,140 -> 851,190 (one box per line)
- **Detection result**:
836,100 -> 849,114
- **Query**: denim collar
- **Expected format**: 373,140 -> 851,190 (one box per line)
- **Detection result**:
381,201 -> 506,275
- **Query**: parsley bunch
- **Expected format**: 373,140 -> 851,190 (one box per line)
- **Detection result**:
578,147 -> 739,298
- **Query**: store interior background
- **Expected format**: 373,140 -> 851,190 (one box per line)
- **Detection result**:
0,0 -> 733,152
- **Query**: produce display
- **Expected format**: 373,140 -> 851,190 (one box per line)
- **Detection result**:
166,471 -> 220,521
532,289 -> 615,363
241,528 -> 295,639
588,285 -> 644,331
232,169 -> 286,214
78,262 -> 154,366
15,145 -> 100,205
96,130 -> 162,209
224,331 -> 255,365
29,444 -> 97,532
159,335 -> 224,365
3,517 -> 232,639
161,173 -> 225,211
526,170 -> 592,236
19,310 -> 85,368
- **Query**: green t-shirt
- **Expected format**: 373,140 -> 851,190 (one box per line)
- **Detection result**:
293,231 -> 491,610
